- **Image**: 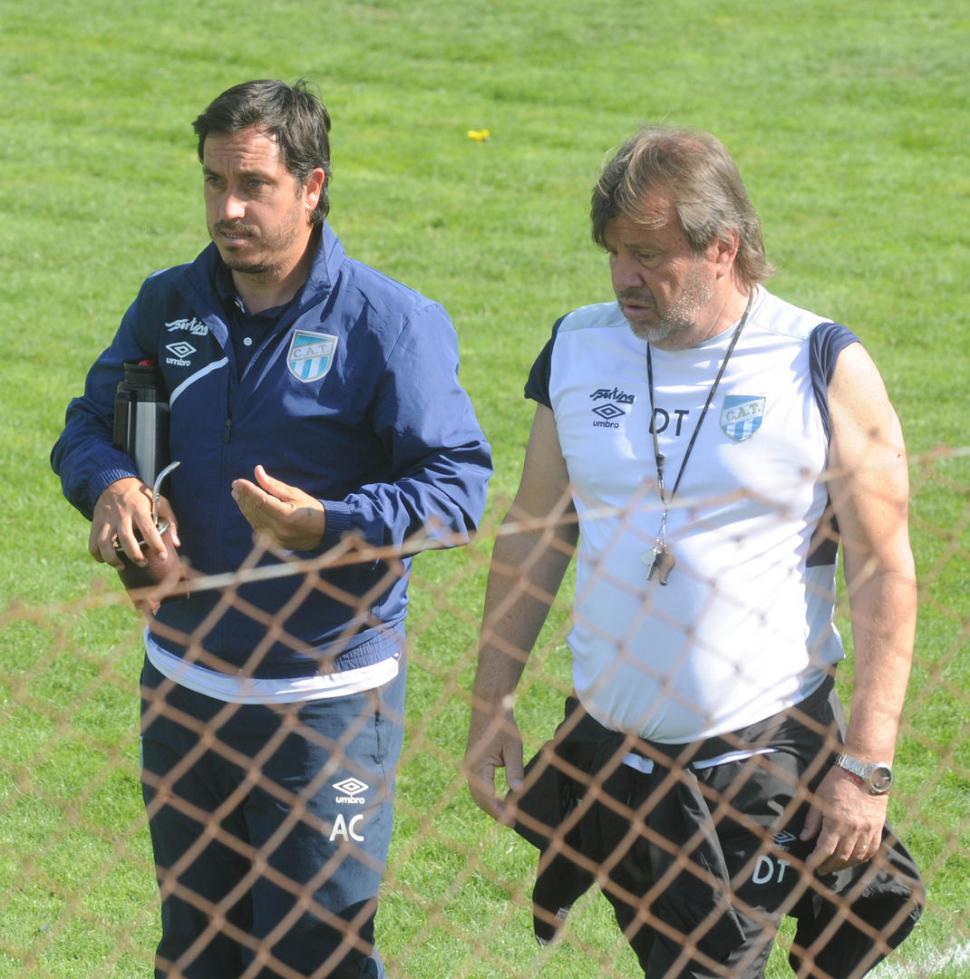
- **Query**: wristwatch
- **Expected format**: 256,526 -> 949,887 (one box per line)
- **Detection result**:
834,752 -> 894,795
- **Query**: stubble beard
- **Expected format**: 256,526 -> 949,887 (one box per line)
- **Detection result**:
223,256 -> 271,276
622,266 -> 716,345
211,209 -> 306,281
212,226 -> 271,278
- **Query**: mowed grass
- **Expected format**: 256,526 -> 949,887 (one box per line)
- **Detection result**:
1,0 -> 967,975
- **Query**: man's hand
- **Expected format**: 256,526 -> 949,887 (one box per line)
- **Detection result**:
465,706 -> 525,823
89,477 -> 179,569
800,766 -> 888,875
232,465 -> 326,551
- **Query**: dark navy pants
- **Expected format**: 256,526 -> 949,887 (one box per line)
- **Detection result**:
140,658 -> 406,978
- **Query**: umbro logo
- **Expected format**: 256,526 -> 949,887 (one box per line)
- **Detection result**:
592,403 -> 625,421
333,778 -> 368,805
165,340 -> 196,366
166,341 -> 196,359
589,386 -> 634,430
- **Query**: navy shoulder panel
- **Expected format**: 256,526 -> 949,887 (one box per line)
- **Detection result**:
524,315 -> 566,408
806,322 -> 859,567
809,322 -> 860,441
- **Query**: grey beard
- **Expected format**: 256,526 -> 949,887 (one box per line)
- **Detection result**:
630,316 -> 690,343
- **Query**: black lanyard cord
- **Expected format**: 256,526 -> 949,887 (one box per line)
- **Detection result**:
646,291 -> 754,509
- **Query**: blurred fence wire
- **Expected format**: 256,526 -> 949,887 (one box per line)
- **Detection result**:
1,447 -> 967,978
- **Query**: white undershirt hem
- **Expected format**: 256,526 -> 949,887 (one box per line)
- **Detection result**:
145,633 -> 399,704
621,746 -> 777,775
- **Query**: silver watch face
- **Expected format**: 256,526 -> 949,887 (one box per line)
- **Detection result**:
870,764 -> 894,794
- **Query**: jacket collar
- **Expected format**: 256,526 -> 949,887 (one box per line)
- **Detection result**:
303,223 -> 345,305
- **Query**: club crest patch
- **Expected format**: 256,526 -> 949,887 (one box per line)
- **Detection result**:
287,331 -> 338,382
720,395 -> 765,441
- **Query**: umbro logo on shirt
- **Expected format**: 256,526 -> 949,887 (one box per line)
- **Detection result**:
589,386 -> 635,430
592,403 -> 626,421
165,341 -> 196,367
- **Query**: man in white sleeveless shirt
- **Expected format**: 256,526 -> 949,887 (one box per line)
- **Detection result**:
465,126 -> 922,977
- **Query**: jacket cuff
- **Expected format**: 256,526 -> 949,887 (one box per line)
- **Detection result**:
320,500 -> 355,550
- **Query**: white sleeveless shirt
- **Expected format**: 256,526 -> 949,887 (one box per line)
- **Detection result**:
526,287 -> 857,742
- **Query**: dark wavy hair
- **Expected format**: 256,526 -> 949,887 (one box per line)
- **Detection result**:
591,125 -> 773,288
193,78 -> 333,223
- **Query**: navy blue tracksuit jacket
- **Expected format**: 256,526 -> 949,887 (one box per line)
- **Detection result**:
52,225 -> 492,677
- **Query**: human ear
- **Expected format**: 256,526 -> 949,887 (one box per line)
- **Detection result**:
303,168 -> 326,212
713,231 -> 740,278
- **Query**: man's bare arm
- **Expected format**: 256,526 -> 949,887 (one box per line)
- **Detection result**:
465,405 -> 578,820
801,342 -> 917,874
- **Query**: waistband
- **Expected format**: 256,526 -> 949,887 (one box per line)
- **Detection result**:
632,672 -> 837,768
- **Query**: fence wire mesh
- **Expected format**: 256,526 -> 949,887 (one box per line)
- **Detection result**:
2,447 -> 967,978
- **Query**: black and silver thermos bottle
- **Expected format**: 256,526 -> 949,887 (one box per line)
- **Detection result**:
112,360 -> 170,486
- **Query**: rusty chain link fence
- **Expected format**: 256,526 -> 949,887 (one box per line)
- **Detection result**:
2,447 -> 967,978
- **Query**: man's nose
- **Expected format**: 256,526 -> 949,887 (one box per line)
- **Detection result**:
611,252 -> 644,290
219,191 -> 246,222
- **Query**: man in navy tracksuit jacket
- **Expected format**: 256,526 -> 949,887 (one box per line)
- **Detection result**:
51,79 -> 491,978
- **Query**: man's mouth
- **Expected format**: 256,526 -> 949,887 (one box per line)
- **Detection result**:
215,224 -> 256,241
617,293 -> 656,315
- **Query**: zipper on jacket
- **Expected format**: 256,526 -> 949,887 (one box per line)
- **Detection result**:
210,368 -> 234,659
223,352 -> 235,444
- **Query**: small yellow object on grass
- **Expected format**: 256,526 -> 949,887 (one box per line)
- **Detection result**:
467,128 -> 490,142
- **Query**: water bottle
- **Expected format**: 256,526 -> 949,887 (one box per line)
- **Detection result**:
112,361 -> 185,601
112,359 -> 169,485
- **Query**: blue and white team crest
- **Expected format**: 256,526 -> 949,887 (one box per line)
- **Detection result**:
287,331 -> 338,382
720,395 -> 766,442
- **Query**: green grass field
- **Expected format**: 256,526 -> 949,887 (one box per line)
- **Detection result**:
1,0 -> 968,975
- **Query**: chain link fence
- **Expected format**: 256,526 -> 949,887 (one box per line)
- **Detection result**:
1,448 -> 967,977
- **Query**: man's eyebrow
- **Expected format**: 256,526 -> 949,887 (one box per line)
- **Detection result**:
201,165 -> 273,180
